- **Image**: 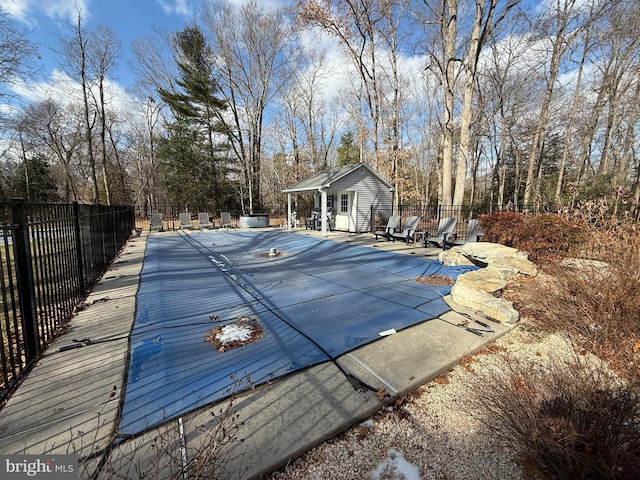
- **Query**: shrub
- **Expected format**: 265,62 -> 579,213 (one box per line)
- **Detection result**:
79,377 -> 246,479
478,212 -> 587,265
475,216 -> 640,479
468,354 -> 640,480
516,214 -> 588,265
541,224 -> 640,380
478,211 -> 525,247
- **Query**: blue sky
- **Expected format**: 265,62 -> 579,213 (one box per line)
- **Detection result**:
1,0 -> 553,113
1,0 -> 205,89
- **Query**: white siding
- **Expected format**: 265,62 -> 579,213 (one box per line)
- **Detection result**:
329,167 -> 392,232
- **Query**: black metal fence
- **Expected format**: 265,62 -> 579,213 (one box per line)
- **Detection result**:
134,203 -> 510,238
372,204 -> 494,242
134,205 -> 290,231
0,200 -> 134,404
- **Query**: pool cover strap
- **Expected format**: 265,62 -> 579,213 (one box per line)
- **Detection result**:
181,231 -> 389,402
117,230 -> 477,437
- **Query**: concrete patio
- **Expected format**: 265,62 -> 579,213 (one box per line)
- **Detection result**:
0,227 -> 515,479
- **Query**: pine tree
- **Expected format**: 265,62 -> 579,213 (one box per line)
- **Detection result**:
337,132 -> 360,166
157,26 -> 232,208
11,154 -> 60,202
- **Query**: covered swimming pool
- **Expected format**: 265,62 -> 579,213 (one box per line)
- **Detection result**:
118,230 -> 476,437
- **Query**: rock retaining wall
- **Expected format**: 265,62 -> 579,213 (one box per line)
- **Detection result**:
439,242 -> 538,323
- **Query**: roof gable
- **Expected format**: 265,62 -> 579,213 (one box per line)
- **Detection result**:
283,162 -> 392,193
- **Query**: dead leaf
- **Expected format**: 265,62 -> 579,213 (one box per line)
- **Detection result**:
459,355 -> 475,373
513,375 -> 534,395
205,316 -> 264,351
376,388 -> 388,400
415,275 -> 454,286
433,375 -> 449,385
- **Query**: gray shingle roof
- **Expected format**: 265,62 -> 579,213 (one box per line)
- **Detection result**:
282,162 -> 392,193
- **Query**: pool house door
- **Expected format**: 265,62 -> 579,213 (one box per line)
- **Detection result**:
335,191 -> 356,232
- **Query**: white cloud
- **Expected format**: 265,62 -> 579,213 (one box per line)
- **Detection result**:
10,69 -> 76,105
0,0 -> 29,21
157,0 -> 191,16
0,0 -> 88,23
9,69 -> 143,127
42,0 -> 89,23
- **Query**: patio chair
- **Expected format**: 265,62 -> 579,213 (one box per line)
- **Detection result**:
179,212 -> 194,230
198,212 -> 213,229
220,212 -> 234,228
390,216 -> 421,244
305,216 -> 313,229
306,210 -> 333,231
445,218 -> 483,249
374,215 -> 401,240
424,217 -> 457,248
325,214 -> 334,231
149,212 -> 163,232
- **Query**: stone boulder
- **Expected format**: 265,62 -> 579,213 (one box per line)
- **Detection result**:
439,242 -> 537,324
438,248 -> 476,267
450,282 -> 520,324
454,266 -> 509,294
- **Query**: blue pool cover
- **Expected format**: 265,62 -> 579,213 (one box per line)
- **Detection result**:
118,230 -> 476,436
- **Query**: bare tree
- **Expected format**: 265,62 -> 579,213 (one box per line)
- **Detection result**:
403,68 -> 443,205
61,11 -> 100,203
414,0 -> 458,206
17,99 -> 84,201
131,33 -> 177,100
592,2 -> 639,181
86,25 -> 122,205
452,0 -> 520,207
522,0 -> 609,205
377,1 -> 409,207
0,8 -> 37,112
204,0 -> 297,214
123,97 -> 165,212
479,34 -> 532,209
268,46 -> 341,209
415,0 -> 521,207
296,50 -> 340,171
552,17 -> 594,203
130,34 -> 177,211
0,6 -> 37,164
276,48 -> 338,173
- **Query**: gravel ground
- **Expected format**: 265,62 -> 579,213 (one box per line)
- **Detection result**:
266,323 -> 577,480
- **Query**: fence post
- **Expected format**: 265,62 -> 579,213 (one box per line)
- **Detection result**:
370,205 -> 374,232
73,202 -> 85,294
10,198 -> 40,362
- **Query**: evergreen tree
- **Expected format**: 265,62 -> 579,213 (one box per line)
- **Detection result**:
336,131 -> 360,166
157,26 -> 231,208
10,154 -> 60,202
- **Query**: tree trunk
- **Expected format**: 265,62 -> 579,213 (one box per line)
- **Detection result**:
76,16 -> 99,204
523,48 -> 561,206
616,79 -> 640,185
441,0 -> 458,207
98,75 -> 111,205
555,26 -> 589,203
453,0 -> 500,207
523,0 -> 588,206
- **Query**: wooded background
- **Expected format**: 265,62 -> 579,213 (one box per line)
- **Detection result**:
1,0 -> 638,217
